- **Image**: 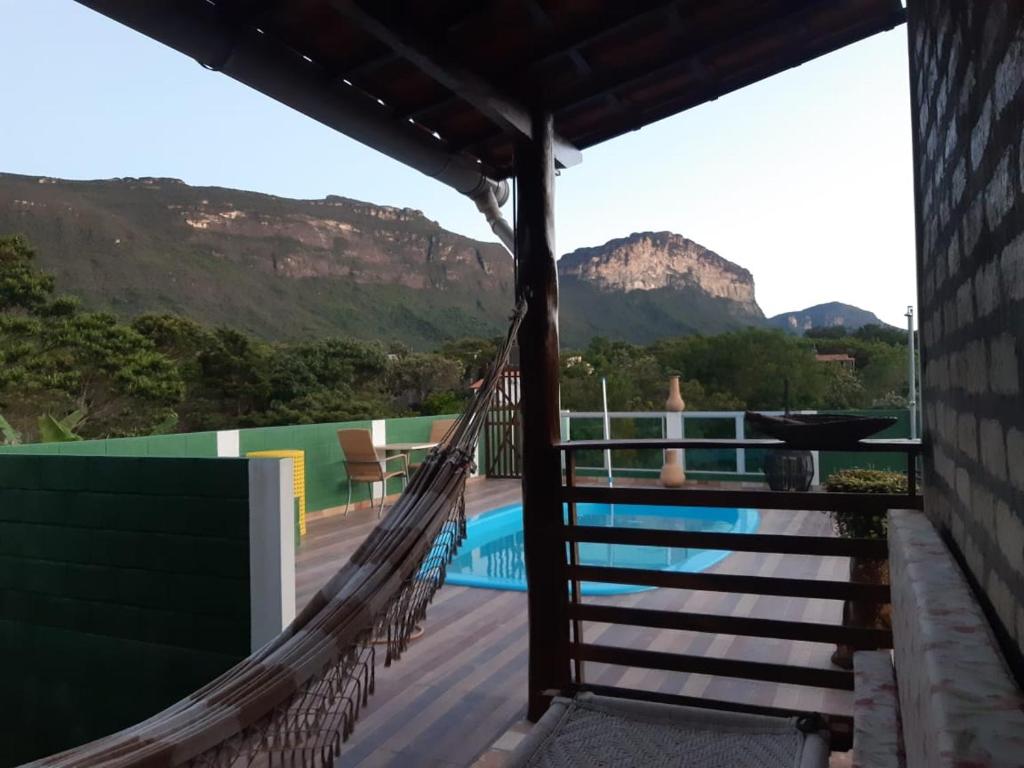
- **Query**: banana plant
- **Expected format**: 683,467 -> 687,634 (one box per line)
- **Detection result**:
0,413 -> 21,445
37,409 -> 86,443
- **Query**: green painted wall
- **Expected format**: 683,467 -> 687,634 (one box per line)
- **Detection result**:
239,419 -> 370,511
0,416 -> 460,514
238,415 -> 458,511
0,430 -> 219,458
0,455 -> 250,766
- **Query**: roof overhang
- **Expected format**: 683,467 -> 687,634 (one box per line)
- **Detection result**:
74,0 -> 906,187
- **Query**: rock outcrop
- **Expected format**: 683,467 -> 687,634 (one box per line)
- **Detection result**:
559,231 -> 763,317
0,173 -> 775,347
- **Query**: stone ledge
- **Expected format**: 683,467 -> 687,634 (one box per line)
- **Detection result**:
889,509 -> 1024,768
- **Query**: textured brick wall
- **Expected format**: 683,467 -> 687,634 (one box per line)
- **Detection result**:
908,1 -> 1024,672
0,456 -> 251,766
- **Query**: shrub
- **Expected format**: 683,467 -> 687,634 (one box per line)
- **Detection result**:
824,469 -> 907,540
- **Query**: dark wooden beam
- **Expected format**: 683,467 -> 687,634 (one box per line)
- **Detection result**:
515,108 -> 570,721
329,0 -> 581,169
572,643 -> 855,690
564,526 -> 890,558
568,604 -> 893,648
562,485 -> 924,513
567,565 -> 892,602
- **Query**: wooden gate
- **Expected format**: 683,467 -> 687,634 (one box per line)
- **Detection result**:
484,368 -> 522,478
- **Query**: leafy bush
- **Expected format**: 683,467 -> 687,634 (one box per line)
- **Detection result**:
824,469 -> 907,540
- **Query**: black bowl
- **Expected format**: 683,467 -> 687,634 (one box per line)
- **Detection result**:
745,412 -> 898,450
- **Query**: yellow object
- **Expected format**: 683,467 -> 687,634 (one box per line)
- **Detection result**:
247,449 -> 307,536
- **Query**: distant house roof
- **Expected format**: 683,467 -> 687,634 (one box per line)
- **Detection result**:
815,353 -> 856,364
76,0 -> 905,182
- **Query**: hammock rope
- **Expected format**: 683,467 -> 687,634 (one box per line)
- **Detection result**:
30,301 -> 527,768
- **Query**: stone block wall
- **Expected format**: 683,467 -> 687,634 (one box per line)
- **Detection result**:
908,0 -> 1024,673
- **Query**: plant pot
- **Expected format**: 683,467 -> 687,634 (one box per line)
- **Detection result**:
831,556 -> 891,669
762,450 -> 814,491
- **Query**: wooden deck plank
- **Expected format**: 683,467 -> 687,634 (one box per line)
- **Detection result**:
293,478 -> 859,767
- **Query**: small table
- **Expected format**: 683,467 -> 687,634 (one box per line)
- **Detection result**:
376,442 -> 439,453
375,441 -> 440,472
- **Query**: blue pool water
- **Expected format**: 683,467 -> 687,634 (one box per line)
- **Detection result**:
446,503 -> 759,596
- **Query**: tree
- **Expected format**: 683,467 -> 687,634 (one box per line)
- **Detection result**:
805,326 -> 848,340
652,329 -> 826,410
387,352 -> 462,412
821,364 -> 868,409
854,324 -> 906,346
0,235 -> 56,315
438,337 -> 501,383
0,236 -> 183,440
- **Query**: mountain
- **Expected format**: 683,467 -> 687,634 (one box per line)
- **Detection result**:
557,232 -> 763,346
0,173 -> 515,349
767,302 -> 893,334
1,173 -> 762,348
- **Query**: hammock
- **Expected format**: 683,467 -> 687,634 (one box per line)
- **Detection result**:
29,302 -> 527,768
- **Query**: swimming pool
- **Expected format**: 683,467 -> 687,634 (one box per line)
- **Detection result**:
446,503 -> 759,596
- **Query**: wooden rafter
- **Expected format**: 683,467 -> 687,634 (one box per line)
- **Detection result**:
329,0 -> 582,169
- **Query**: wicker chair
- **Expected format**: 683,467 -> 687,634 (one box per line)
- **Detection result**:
409,418 -> 458,474
337,428 -> 408,517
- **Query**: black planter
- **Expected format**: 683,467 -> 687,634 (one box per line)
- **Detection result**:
763,450 -> 814,491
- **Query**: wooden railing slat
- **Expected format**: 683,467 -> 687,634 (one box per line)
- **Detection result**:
568,603 -> 892,647
564,526 -> 889,557
572,643 -> 854,690
567,564 -> 891,601
562,484 -> 923,511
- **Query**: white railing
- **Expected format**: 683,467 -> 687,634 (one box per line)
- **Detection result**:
560,409 -> 818,481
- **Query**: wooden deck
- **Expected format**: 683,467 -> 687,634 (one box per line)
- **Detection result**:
295,478 -> 853,768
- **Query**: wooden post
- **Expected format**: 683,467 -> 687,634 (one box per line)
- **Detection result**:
515,108 -> 571,720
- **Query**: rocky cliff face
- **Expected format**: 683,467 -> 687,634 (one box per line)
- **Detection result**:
1,173 -> 770,347
559,232 -> 763,317
0,172 -> 513,347
172,190 -> 509,290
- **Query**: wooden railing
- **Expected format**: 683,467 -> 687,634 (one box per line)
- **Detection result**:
542,437 -> 922,751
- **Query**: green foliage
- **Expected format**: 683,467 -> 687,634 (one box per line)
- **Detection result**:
824,469 -> 908,539
854,324 -> 908,346
38,412 -> 83,443
1,233 -> 917,445
0,412 -> 21,445
821,364 -> 868,409
0,236 -> 184,441
0,235 -> 56,314
809,331 -> 911,407
438,337 -> 500,382
651,328 -> 827,410
805,326 -> 849,340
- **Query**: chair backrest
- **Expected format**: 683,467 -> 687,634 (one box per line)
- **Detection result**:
429,418 -> 457,446
337,428 -> 379,464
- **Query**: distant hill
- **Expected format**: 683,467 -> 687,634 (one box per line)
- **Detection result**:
767,302 -> 894,334
2,173 -> 765,348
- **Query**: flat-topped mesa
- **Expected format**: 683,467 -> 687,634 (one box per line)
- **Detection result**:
558,231 -> 762,315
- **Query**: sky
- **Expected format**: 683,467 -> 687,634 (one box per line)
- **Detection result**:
0,1 -> 916,327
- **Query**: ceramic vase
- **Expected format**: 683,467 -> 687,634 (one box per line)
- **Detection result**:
665,375 -> 685,412
660,448 -> 685,487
